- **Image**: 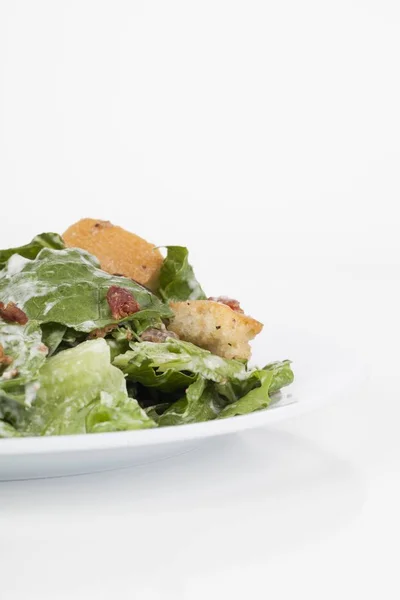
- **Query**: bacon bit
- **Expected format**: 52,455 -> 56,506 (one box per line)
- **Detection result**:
0,302 -> 29,325
106,286 -> 140,320
208,296 -> 244,314
140,328 -> 179,343
88,324 -> 118,339
38,343 -> 49,355
0,344 -> 13,368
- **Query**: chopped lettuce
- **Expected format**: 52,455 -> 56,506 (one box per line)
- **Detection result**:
0,247 -> 172,332
0,420 -> 21,438
0,320 -> 48,403
85,390 -> 155,434
0,232 -> 65,269
27,339 -> 155,436
158,246 -> 206,302
40,323 -> 68,356
114,338 -> 248,388
157,377 -> 227,426
263,360 -> 294,394
0,391 -> 29,432
216,360 -> 294,402
114,340 -> 294,426
217,370 -> 273,419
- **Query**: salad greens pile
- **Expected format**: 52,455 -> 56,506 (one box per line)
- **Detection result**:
0,233 -> 293,438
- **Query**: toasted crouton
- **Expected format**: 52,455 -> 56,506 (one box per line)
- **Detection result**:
168,300 -> 263,360
63,219 -> 163,291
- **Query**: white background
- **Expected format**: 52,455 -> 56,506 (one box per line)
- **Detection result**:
0,1 -> 399,599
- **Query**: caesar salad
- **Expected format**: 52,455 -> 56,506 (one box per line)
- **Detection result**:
0,219 -> 293,438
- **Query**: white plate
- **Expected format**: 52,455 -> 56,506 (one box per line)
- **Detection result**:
0,327 -> 363,480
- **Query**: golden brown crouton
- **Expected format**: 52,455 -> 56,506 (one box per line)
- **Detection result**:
63,219 -> 163,291
168,300 -> 263,360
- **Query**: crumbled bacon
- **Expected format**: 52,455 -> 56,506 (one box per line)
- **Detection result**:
140,328 -> 179,343
207,296 -> 244,313
0,302 -> 29,325
88,324 -> 118,339
106,286 -> 140,320
0,343 -> 13,368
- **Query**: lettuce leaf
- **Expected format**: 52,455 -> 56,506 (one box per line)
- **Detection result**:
0,391 -> 28,431
114,338 -> 248,390
85,390 -> 155,434
0,247 -> 172,333
157,377 -> 227,426
0,421 -> 21,438
216,360 -> 294,402
217,370 -> 273,419
116,356 -> 196,393
0,232 -> 65,269
0,320 -> 48,403
26,339 -> 155,436
40,323 -> 68,356
158,246 -> 206,301
263,360 -> 294,394
114,341 -> 294,425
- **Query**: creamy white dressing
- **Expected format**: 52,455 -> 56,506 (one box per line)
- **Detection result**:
42,300 -> 57,315
3,280 -> 57,308
204,355 -> 226,370
234,367 -> 254,381
188,276 -> 203,299
79,320 -> 97,330
4,254 -> 31,276
24,381 -> 40,407
100,391 -> 114,407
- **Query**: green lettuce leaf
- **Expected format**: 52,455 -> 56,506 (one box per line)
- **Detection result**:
85,390 -> 155,434
114,338 -> 247,390
158,246 -> 206,301
0,247 -> 172,333
0,420 -> 21,438
217,370 -> 273,419
0,232 -> 65,269
216,359 -> 294,402
0,320 -> 48,403
113,350 -> 196,393
157,377 -> 227,426
114,341 -> 294,425
40,323 -> 68,356
263,360 -> 294,394
27,339 -> 155,436
0,391 -> 28,430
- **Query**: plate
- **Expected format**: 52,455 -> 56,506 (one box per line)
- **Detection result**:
0,327 -> 362,480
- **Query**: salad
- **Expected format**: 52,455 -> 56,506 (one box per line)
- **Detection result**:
0,219 -> 293,438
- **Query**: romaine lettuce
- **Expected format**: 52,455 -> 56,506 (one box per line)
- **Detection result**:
0,232 -> 65,269
0,248 -> 172,332
27,339 -> 155,436
217,370 -> 273,419
0,421 -> 21,438
114,338 -> 248,388
0,320 -> 48,402
158,246 -> 206,302
157,377 -> 227,426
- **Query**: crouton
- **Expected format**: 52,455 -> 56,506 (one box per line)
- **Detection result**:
63,219 -> 163,291
168,300 -> 263,360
